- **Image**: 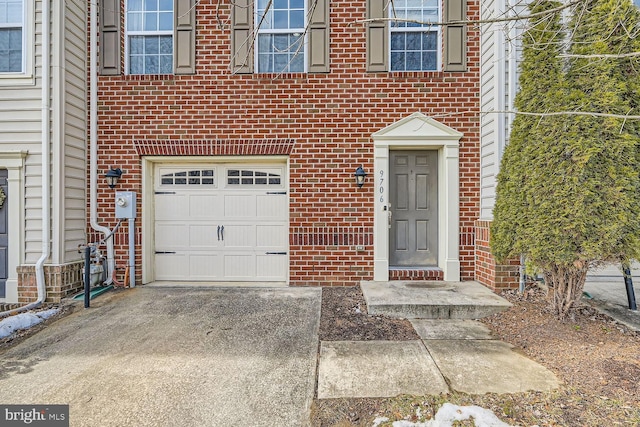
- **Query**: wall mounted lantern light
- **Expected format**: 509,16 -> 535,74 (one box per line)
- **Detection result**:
105,167 -> 123,189
354,166 -> 367,188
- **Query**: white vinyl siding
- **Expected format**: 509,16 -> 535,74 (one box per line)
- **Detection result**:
0,0 -> 87,264
0,15 -> 40,262
479,0 -> 526,219
54,0 -> 86,263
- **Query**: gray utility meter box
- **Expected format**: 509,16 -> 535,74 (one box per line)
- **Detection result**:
115,191 -> 136,219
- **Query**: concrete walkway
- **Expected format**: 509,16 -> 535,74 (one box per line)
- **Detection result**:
318,282 -> 558,399
317,319 -> 559,399
0,287 -> 321,427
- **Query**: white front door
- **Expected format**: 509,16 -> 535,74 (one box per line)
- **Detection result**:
153,163 -> 288,282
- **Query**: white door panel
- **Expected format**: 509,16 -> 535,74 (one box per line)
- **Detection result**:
189,225 -> 219,248
224,254 -> 256,278
155,223 -> 190,249
155,194 -> 190,220
190,254 -> 223,279
257,255 -> 287,279
153,163 -> 288,282
256,224 -> 287,247
189,194 -> 222,218
155,254 -> 189,279
222,225 -> 255,248
224,195 -> 256,217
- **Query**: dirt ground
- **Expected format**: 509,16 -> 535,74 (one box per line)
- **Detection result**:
312,285 -> 640,427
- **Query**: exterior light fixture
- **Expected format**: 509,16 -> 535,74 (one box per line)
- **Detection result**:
105,167 -> 123,189
354,166 -> 367,188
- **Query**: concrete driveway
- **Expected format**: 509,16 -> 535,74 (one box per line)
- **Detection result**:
0,286 -> 321,427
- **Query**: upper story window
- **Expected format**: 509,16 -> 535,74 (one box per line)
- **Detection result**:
0,0 -> 23,73
256,0 -> 305,73
231,0 -> 328,74
367,0 -> 466,73
126,0 -> 174,74
390,0 -> 439,71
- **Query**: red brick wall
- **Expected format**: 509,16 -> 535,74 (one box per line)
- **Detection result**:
17,262 -> 84,303
92,0 -> 481,286
474,220 -> 519,290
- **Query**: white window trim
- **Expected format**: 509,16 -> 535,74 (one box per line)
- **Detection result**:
372,113 -> 461,282
124,0 -> 174,75
388,1 -> 442,72
254,0 -> 308,73
0,150 -> 27,303
0,0 -> 34,86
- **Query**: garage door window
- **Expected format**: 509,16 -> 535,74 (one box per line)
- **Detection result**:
227,169 -> 282,186
160,169 -> 215,186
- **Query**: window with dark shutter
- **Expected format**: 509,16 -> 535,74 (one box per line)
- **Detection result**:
366,0 -> 466,73
231,0 -> 329,74
100,0 -> 121,75
444,0 -> 466,71
112,0 -> 195,75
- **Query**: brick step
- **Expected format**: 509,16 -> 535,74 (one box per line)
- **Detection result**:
389,268 -> 443,281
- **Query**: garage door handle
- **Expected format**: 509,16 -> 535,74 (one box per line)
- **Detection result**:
217,225 -> 224,241
266,252 -> 287,255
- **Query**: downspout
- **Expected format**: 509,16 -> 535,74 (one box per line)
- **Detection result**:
89,0 -> 115,284
507,1 -> 523,292
0,0 -> 50,317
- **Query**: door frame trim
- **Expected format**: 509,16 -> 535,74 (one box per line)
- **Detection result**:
372,113 -> 462,281
141,156 -> 290,284
0,151 -> 27,303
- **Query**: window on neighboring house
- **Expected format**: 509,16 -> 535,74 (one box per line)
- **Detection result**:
390,0 -> 439,71
126,0 -> 174,75
256,0 -> 305,73
0,0 -> 23,73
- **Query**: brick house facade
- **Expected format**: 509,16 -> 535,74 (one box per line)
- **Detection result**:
90,0 -> 509,289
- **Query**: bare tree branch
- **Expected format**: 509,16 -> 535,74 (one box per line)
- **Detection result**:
353,0 -> 585,28
479,110 -> 640,120
559,51 -> 640,59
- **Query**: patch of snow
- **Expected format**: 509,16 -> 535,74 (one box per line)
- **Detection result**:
0,309 -> 60,339
373,417 -> 390,427
377,403 -> 512,427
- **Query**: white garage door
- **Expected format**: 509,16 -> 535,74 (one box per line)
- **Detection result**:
153,163 -> 288,282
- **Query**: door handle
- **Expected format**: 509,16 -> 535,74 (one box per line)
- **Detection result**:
220,225 -> 224,241
217,225 -> 221,241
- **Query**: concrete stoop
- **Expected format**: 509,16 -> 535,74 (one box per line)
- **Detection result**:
361,280 -> 512,319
